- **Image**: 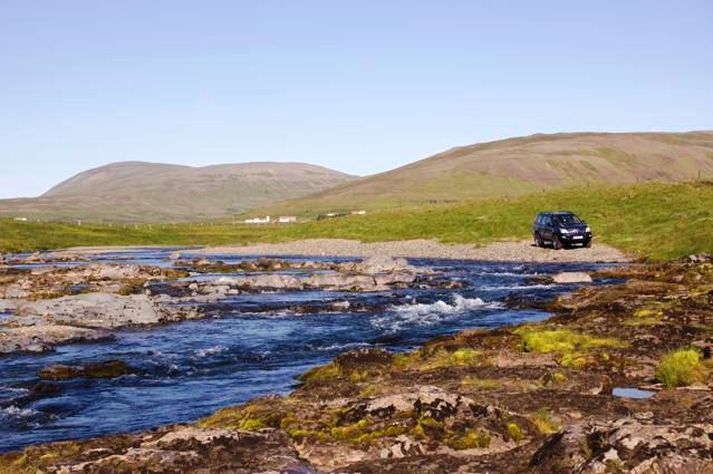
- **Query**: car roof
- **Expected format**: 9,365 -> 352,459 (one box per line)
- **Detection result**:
538,211 -> 575,216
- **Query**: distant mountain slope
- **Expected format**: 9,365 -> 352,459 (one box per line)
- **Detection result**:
0,162 -> 355,222
259,131 -> 713,216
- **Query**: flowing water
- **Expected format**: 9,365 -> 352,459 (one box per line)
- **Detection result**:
0,249 -> 619,452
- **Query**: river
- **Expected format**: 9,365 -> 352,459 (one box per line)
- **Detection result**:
0,249 -> 617,452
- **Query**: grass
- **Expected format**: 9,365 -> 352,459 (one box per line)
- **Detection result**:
655,348 -> 710,388
1,181 -> 712,260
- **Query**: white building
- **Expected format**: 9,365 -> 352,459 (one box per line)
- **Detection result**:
278,216 -> 297,223
244,216 -> 271,224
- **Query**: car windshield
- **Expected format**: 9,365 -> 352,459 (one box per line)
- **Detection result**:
553,214 -> 582,226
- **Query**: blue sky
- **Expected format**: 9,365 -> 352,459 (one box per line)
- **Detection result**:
1,1 -> 711,198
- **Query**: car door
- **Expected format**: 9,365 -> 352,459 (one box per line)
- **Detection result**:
541,215 -> 553,241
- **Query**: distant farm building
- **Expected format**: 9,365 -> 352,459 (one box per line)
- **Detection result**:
244,216 -> 271,224
243,215 -> 297,224
351,210 -> 367,215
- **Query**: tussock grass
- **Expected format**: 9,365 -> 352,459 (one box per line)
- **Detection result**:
655,348 -> 710,388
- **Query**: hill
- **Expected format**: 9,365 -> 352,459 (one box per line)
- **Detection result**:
0,161 -> 355,222
258,131 -> 713,216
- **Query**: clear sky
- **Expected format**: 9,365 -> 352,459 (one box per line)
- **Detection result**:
1,1 -> 711,198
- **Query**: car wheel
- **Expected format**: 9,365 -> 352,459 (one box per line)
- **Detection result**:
584,240 -> 592,248
534,232 -> 543,247
552,235 -> 563,250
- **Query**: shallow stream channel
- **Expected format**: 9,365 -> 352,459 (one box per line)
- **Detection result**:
0,249 -> 620,452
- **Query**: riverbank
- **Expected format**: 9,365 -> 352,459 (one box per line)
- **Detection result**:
43,238 -> 629,264
2,255 -> 711,472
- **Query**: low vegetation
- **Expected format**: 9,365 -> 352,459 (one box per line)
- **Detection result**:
655,348 -> 710,388
515,328 -> 625,354
1,181 -> 711,260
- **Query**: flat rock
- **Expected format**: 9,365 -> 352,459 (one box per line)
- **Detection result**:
0,324 -> 110,353
39,360 -> 133,380
551,271 -> 593,284
13,292 -> 197,330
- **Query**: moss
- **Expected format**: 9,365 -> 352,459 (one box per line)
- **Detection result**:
507,422 -> 524,443
551,372 -> 568,384
393,348 -> 485,371
197,400 -> 283,430
27,285 -> 90,301
655,348 -> 710,388
460,377 -> 498,390
633,308 -> 662,318
2,442 -> 85,473
626,307 -> 665,326
286,428 -> 330,442
331,420 -> 408,445
446,429 -> 492,450
413,416 -> 445,439
117,278 -> 147,296
515,328 -> 625,354
558,352 -> 594,369
330,419 -> 369,441
299,363 -> 342,383
530,409 -> 561,434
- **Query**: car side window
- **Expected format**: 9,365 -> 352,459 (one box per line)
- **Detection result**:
543,216 -> 551,226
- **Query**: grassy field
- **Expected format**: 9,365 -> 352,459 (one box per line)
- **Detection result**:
1,181 -> 711,260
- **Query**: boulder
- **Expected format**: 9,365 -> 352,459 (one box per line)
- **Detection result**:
551,272 -> 593,284
0,324 -> 111,353
340,256 -> 418,274
14,292 -> 195,329
39,360 -> 133,380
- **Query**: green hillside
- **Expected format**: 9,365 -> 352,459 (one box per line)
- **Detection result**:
1,181 -> 711,260
256,131 -> 713,217
0,161 -> 355,222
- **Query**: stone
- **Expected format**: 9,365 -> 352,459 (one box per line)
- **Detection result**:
0,324 -> 111,353
551,271 -> 593,284
39,360 -> 133,380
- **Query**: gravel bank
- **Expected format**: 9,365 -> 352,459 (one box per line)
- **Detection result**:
188,239 -> 629,263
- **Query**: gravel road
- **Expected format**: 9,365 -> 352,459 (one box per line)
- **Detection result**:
188,239 -> 629,263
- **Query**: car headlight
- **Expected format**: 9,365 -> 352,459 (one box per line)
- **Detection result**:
585,226 -> 591,233
559,228 -> 570,234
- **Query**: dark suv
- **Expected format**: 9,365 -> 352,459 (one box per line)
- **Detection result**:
533,211 -> 592,249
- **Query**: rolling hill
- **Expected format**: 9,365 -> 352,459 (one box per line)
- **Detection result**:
0,162 -> 355,222
258,131 -> 713,216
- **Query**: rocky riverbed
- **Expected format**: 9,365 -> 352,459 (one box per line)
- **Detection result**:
0,254 -> 445,354
0,250 -> 713,473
